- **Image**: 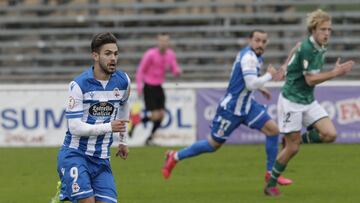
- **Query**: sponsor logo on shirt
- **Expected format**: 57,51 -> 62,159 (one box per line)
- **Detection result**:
89,102 -> 114,117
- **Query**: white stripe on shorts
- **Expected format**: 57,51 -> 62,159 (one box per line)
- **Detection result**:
95,193 -> 118,203
248,110 -> 265,127
71,189 -> 93,197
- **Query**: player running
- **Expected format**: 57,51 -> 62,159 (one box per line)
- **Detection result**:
264,9 -> 355,196
162,29 -> 292,186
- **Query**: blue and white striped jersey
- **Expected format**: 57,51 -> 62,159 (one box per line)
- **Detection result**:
63,67 -> 130,159
219,46 -> 264,116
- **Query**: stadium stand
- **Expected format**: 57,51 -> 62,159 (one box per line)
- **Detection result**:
0,0 -> 359,83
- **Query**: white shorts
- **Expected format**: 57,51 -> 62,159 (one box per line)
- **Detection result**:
277,93 -> 328,134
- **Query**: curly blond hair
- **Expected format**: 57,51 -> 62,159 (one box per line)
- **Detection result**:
306,9 -> 331,34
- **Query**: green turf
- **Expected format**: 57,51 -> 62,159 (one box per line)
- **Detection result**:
0,144 -> 359,203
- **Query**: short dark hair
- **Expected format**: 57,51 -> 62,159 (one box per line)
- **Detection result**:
91,32 -> 118,53
248,29 -> 266,38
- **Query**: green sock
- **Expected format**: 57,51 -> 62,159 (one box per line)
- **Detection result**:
302,129 -> 322,143
267,161 -> 286,187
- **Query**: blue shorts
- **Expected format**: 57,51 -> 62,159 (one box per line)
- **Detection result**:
57,147 -> 118,203
210,100 -> 271,143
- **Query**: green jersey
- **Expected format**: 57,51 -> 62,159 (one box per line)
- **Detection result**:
282,36 -> 327,104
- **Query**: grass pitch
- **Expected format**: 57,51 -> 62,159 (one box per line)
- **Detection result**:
0,144 -> 359,203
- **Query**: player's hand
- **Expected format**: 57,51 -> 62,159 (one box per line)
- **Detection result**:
280,63 -> 287,73
266,64 -> 277,79
278,62 -> 289,80
111,119 -> 129,133
333,58 -> 355,76
174,69 -> 182,77
273,68 -> 285,81
116,144 -> 129,160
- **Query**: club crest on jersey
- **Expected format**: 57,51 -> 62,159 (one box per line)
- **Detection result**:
68,96 -> 75,109
113,88 -> 121,98
217,129 -> 224,137
72,182 -> 80,193
89,91 -> 95,99
303,60 -> 309,69
89,102 -> 114,117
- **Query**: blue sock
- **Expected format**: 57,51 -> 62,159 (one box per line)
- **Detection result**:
265,135 -> 279,171
177,140 -> 215,161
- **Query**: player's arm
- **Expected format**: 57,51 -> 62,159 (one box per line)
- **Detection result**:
115,101 -> 130,160
241,53 -> 276,91
117,74 -> 131,146
281,42 -> 301,73
305,58 -> 355,86
116,77 -> 131,159
170,50 -> 182,76
135,51 -> 151,96
66,81 -> 127,136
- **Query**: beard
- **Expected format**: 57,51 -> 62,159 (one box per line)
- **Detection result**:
99,61 -> 116,75
254,48 -> 264,56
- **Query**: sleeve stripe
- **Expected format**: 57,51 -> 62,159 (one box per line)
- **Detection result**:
66,110 -> 83,114
66,115 -> 83,119
242,70 -> 257,73
243,73 -> 257,76
242,68 -> 257,72
66,112 -> 83,117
